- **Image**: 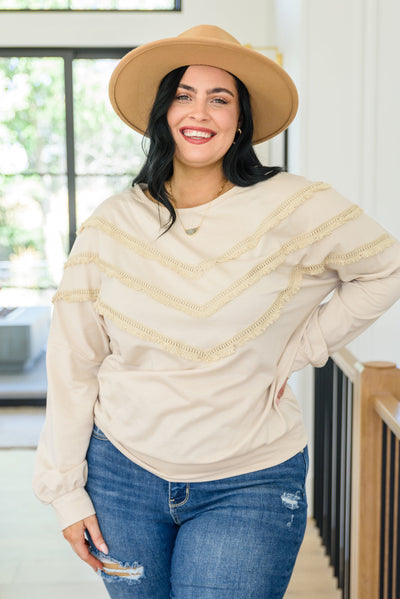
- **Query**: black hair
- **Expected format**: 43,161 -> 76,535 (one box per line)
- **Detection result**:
132,66 -> 282,232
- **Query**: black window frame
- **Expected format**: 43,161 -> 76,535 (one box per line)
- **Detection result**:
0,47 -> 133,252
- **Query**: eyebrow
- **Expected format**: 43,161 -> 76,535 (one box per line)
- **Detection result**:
178,84 -> 235,98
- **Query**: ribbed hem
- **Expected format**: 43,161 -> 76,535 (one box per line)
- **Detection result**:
99,421 -> 308,483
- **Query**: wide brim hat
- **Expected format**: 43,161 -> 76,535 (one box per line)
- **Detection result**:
109,24 -> 298,145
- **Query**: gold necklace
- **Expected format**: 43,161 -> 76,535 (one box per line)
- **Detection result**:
167,179 -> 227,236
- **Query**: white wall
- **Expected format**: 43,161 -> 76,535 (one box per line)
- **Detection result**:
0,0 -> 272,47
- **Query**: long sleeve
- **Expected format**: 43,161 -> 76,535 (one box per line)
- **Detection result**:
289,234 -> 400,374
33,228 -> 111,530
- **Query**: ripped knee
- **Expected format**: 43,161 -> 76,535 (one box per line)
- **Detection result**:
91,548 -> 145,584
101,557 -> 144,581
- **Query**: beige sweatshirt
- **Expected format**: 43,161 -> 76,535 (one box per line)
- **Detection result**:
33,172 -> 400,530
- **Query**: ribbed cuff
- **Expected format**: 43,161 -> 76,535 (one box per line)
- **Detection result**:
52,487 -> 96,530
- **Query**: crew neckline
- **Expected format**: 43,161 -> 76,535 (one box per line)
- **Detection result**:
134,182 -> 240,212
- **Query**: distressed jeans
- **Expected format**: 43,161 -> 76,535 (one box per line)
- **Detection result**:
86,425 -> 308,599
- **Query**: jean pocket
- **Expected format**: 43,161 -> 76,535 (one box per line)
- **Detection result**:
91,424 -> 109,441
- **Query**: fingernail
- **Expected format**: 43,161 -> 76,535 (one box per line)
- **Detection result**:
99,543 -> 109,555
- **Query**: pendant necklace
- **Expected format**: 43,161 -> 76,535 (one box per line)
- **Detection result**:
167,178 -> 227,237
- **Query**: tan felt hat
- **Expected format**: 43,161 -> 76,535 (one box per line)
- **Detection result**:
109,24 -> 298,144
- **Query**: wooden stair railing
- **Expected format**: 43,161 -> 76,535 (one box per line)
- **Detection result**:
315,350 -> 400,599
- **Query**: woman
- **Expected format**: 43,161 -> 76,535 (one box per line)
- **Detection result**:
34,25 -> 400,598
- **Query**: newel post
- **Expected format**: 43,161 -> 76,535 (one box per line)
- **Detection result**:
351,361 -> 398,599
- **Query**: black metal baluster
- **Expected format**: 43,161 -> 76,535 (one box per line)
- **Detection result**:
380,424 -> 388,599
343,377 -> 353,599
314,359 -> 353,599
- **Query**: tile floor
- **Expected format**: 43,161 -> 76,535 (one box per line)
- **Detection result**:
0,412 -> 340,599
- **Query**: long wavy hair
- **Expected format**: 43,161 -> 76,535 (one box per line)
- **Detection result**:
133,66 -> 282,232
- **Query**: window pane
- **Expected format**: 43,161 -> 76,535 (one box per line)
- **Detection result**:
70,0 -> 176,7
0,57 -> 66,175
0,0 -> 177,9
74,58 -> 145,176
0,0 -> 67,7
0,174 -> 68,304
76,174 -> 133,225
0,57 -> 68,306
73,58 -> 146,226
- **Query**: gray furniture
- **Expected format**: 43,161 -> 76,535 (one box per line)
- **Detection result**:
0,306 -> 51,373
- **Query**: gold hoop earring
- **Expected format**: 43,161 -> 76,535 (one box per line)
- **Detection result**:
232,127 -> 242,145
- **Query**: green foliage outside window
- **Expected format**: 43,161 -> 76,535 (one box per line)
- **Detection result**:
0,57 -> 66,290
0,54 -> 145,301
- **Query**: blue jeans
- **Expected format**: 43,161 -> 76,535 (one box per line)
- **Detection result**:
86,426 -> 308,599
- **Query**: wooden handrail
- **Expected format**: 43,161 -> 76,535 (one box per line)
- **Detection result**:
332,347 -> 363,381
374,392 -> 400,439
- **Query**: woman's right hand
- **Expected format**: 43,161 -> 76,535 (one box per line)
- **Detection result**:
63,514 -> 108,572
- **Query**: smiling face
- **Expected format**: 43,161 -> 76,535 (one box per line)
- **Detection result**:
166,65 -> 241,172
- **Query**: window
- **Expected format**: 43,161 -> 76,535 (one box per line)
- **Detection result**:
0,49 -> 145,307
0,0 -> 179,10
